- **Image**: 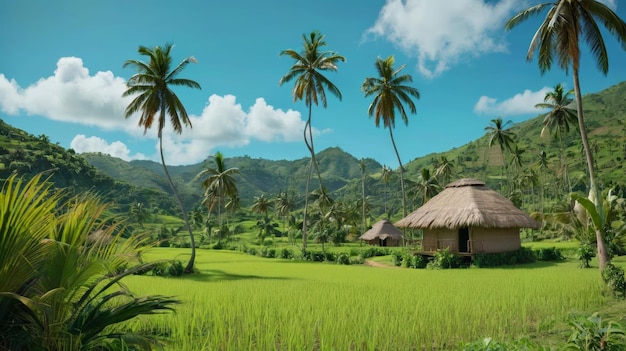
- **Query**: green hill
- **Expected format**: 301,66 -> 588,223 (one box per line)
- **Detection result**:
2,80 -> 626,220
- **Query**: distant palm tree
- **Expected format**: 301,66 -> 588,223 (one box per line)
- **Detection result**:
123,43 -> 201,274
536,83 -> 577,192
362,55 -> 420,217
485,117 -> 516,182
251,194 -> 272,218
506,0 -> 626,270
196,151 -> 240,235
275,191 -> 294,239
509,145 -> 526,178
280,31 -> 345,249
415,168 -> 440,206
435,155 -> 455,185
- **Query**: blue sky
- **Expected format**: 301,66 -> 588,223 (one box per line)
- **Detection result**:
1,0 -> 625,167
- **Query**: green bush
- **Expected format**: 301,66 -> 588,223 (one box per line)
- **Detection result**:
602,263 -> 626,298
534,247 -> 563,261
168,260 -> 185,276
577,244 -> 596,268
359,247 -> 390,259
336,252 -> 350,265
391,250 -> 403,266
280,248 -> 294,259
472,247 -> 536,268
414,254 -> 428,269
428,248 -> 461,269
247,247 -> 258,256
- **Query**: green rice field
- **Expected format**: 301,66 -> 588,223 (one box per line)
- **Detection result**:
123,248 -> 617,350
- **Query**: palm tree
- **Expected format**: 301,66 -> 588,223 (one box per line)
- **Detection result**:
279,31 -> 345,249
362,55 -> 421,217
485,117 -> 516,186
123,43 -> 201,274
415,168 -> 440,206
196,151 -> 240,237
506,1 -> 626,270
509,145 -> 526,179
536,83 -> 577,192
251,194 -> 272,218
435,155 -> 455,185
275,191 -> 294,239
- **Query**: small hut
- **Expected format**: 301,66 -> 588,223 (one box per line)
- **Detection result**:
395,178 -> 539,254
359,219 -> 404,247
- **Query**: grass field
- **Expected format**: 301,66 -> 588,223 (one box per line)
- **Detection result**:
119,247 -> 623,350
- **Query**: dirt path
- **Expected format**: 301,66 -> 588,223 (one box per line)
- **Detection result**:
363,260 -> 397,268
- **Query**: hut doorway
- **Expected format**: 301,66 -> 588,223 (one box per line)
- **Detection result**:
458,227 -> 469,253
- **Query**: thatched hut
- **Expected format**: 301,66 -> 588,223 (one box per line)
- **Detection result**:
395,178 -> 539,254
359,219 -> 404,247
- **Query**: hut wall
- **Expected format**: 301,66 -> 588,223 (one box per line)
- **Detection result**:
422,229 -> 458,252
470,228 -> 520,253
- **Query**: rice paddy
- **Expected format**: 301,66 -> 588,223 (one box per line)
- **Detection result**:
118,248 -> 618,350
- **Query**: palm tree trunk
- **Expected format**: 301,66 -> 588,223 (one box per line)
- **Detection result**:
388,127 -> 406,218
158,135 -> 196,273
573,69 -> 608,270
558,130 -> 572,193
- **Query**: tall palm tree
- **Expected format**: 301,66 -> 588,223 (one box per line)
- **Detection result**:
485,117 -> 517,184
275,191 -> 294,239
536,83 -> 577,192
251,194 -> 272,218
123,43 -> 201,274
362,55 -> 421,217
537,150 -> 550,213
506,1 -> 626,269
197,151 -> 240,234
279,31 -> 345,249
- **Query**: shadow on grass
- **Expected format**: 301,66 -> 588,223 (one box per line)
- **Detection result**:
176,269 -> 295,283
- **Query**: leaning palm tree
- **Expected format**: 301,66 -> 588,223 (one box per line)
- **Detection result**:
414,167 -> 440,206
362,55 -> 421,217
280,31 -> 345,249
196,151 -> 240,235
506,0 -> 626,270
535,83 -> 577,192
435,155 -> 455,185
123,43 -> 201,274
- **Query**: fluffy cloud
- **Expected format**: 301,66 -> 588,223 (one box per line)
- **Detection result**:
70,135 -> 147,161
0,57 -> 131,130
0,57 -> 309,165
474,87 -> 553,116
366,0 -> 517,78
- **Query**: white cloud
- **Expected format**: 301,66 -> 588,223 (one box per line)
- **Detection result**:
474,87 -> 552,116
70,134 -> 147,161
366,0 -> 517,78
0,57 -> 131,130
0,57 -> 311,165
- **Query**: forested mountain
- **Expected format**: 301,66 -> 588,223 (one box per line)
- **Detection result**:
2,80 -> 626,220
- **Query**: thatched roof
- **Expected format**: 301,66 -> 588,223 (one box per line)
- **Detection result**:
395,178 -> 540,229
359,219 -> 404,241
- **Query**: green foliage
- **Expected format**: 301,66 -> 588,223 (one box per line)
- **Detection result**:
602,263 -> 626,298
472,247 -> 536,268
280,248 -> 294,259
336,252 -> 351,265
535,247 -> 564,261
578,244 -> 596,269
565,313 -> 626,350
359,247 -> 391,259
428,248 -> 462,269
459,337 -> 547,350
0,173 -> 179,350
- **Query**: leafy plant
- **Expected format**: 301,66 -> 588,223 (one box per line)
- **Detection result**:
428,248 -> 461,269
565,313 -> 626,350
601,263 -> 626,298
578,244 -> 596,269
0,173 -> 179,350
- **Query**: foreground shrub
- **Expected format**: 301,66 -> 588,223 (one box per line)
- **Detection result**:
566,313 -> 626,350
280,248 -> 294,259
0,174 -> 179,350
